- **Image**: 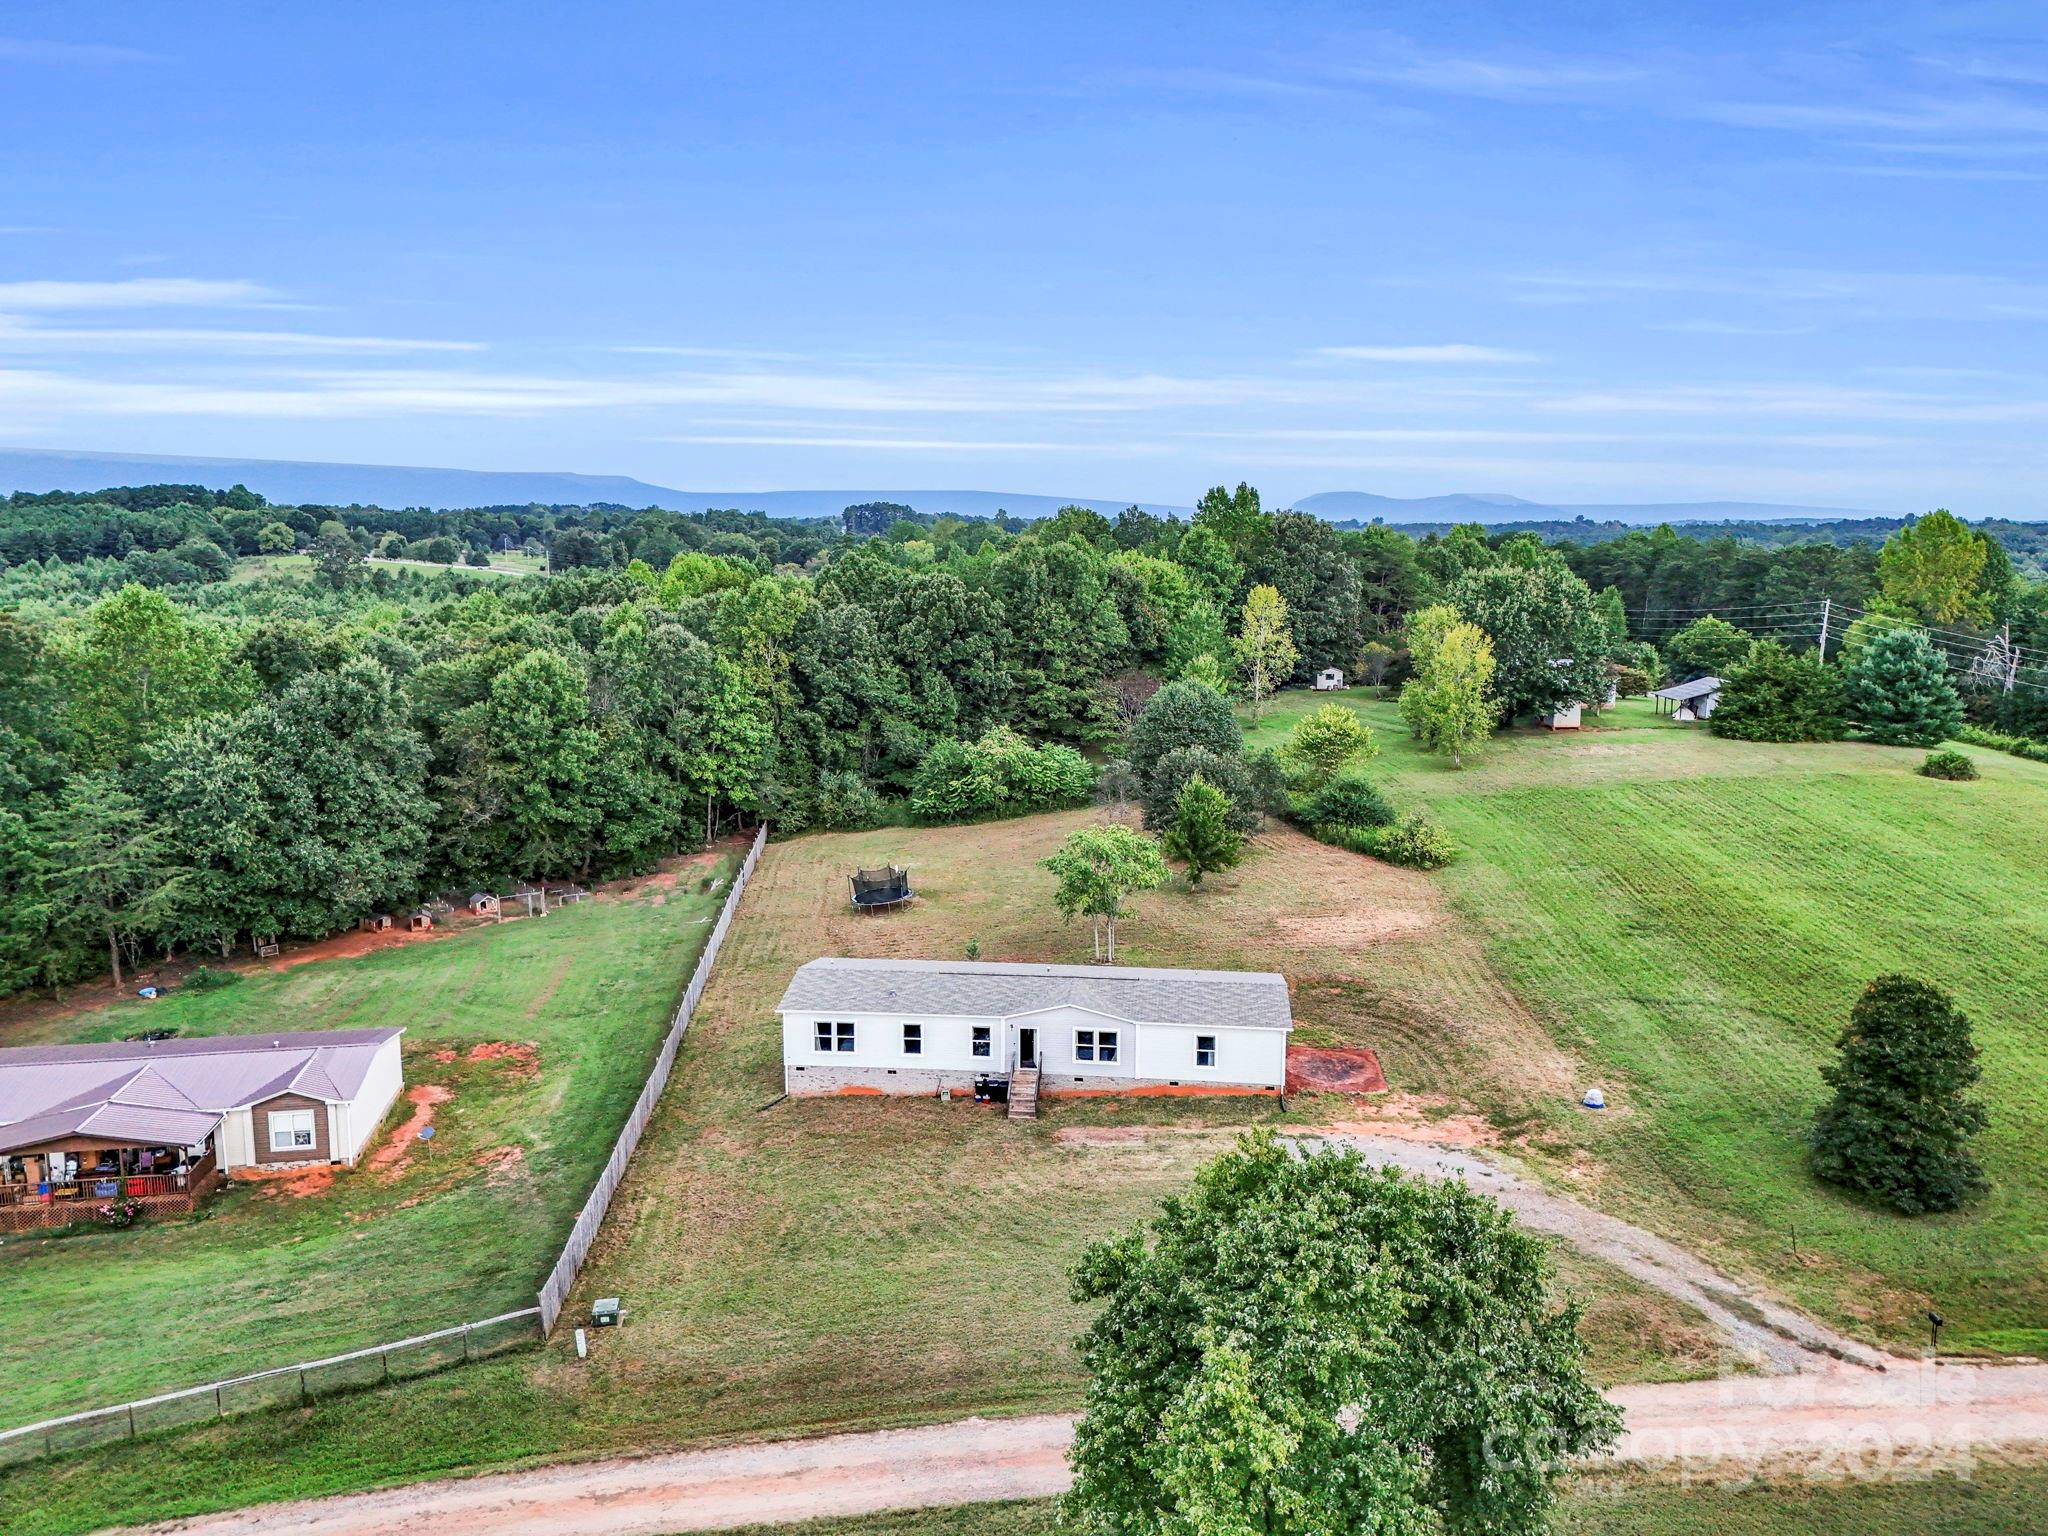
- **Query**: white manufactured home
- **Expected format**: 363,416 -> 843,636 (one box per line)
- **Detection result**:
777,958 -> 1292,1098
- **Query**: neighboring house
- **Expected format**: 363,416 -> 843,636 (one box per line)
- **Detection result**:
0,1029 -> 405,1231
1652,676 -> 1723,721
1313,667 -> 1346,691
777,957 -> 1292,1098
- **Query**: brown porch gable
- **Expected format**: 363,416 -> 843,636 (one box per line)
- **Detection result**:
251,1092 -> 333,1165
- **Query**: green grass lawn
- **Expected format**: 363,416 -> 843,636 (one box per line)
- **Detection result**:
0,850 -> 736,1424
660,1460 -> 2048,1536
1250,688 -> 2048,1352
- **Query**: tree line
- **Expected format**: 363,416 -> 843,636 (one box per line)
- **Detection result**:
3,482 -> 2042,995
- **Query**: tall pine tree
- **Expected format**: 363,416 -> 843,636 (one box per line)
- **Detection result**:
1845,627 -> 1963,746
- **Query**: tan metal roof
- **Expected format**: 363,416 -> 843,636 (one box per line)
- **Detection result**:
0,1029 -> 403,1152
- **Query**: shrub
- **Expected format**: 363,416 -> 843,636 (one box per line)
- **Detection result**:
1710,641 -> 1845,742
1957,724 -> 2048,764
811,770 -> 887,830
1611,664 -> 1653,698
1126,680 -> 1243,782
1918,749 -> 1978,781
181,965 -> 238,992
1142,745 -> 1262,834
1300,769 -> 1396,831
1810,976 -> 1987,1214
1277,703 -> 1376,789
96,1198 -> 145,1230
1159,774 -> 1242,885
1845,627 -> 1964,747
908,729 -> 1095,823
1372,815 -> 1458,870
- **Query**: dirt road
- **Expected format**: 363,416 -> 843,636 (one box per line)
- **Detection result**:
1302,1133 -> 1890,1374
131,1365 -> 2048,1536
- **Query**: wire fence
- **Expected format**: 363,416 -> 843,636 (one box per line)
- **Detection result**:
537,824 -> 766,1333
0,825 -> 768,1464
0,1309 -> 540,1468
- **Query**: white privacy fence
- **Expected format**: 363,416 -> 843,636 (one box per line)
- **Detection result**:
0,826 -> 767,1463
537,823 -> 766,1333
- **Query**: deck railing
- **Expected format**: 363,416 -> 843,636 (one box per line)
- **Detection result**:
0,1151 -> 218,1207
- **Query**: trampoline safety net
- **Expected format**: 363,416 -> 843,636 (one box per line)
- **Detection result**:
850,866 -> 912,908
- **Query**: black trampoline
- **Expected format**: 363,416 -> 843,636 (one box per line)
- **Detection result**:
849,865 -> 913,911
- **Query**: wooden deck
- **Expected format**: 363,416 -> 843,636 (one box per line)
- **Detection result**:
0,1153 -> 222,1233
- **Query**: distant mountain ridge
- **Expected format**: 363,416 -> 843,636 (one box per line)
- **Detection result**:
0,447 -> 1915,526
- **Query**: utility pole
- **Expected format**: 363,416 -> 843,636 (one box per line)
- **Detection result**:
2004,625 -> 2019,695
1816,597 -> 1832,660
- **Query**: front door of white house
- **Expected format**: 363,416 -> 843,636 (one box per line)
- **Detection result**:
1017,1027 -> 1037,1068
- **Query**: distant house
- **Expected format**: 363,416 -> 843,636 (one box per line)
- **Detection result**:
777,958 -> 1292,1099
1653,676 -> 1723,722
0,1029 -> 405,1231
1313,667 -> 1346,691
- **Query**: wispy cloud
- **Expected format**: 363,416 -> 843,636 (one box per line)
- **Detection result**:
0,36 -> 159,66
0,319 -> 481,354
0,278 -> 272,311
654,433 -> 1126,453
1316,343 -> 1541,364
1331,39 -> 1645,102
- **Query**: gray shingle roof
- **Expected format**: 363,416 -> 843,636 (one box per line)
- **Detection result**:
775,958 -> 1293,1031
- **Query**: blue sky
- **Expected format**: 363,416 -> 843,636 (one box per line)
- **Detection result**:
3,1 -> 2047,513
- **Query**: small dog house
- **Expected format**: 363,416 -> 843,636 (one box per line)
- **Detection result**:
468,892 -> 501,917
360,913 -> 393,933
407,909 -> 433,932
1313,667 -> 1346,691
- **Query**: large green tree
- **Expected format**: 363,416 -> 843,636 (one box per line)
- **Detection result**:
1127,679 -> 1243,784
1662,614 -> 1752,682
1043,822 -> 1167,962
1810,976 -> 1987,1215
1878,510 -> 1992,627
1234,584 -> 1299,719
32,773 -> 189,989
1065,1134 -> 1619,1536
1404,620 -> 1498,768
57,584 -> 248,767
1448,560 -> 1607,721
1844,626 -> 1963,746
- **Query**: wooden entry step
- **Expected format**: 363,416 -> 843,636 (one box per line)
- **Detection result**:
1007,1066 -> 1040,1121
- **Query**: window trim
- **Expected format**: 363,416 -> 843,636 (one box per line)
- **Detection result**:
971,1025 -> 992,1058
815,1019 -> 855,1054
267,1108 -> 317,1154
1194,1034 -> 1217,1069
1075,1027 -> 1121,1066
903,1022 -> 922,1055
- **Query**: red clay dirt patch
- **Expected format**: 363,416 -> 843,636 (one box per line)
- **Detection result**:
1286,1045 -> 1387,1095
231,1163 -> 336,1198
264,924 -> 442,972
367,1084 -> 453,1178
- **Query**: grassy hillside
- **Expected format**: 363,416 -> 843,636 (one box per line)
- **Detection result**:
1253,690 -> 2048,1352
0,850 -> 736,1422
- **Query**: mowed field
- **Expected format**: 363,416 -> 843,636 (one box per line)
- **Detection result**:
0,812 -> 1722,1536
1250,690 -> 2048,1352
0,849 -> 737,1424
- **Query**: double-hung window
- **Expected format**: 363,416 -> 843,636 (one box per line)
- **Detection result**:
971,1025 -> 992,1058
268,1108 -> 316,1154
1075,1028 -> 1120,1064
815,1020 -> 856,1053
1194,1035 -> 1218,1068
903,1023 -> 923,1055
